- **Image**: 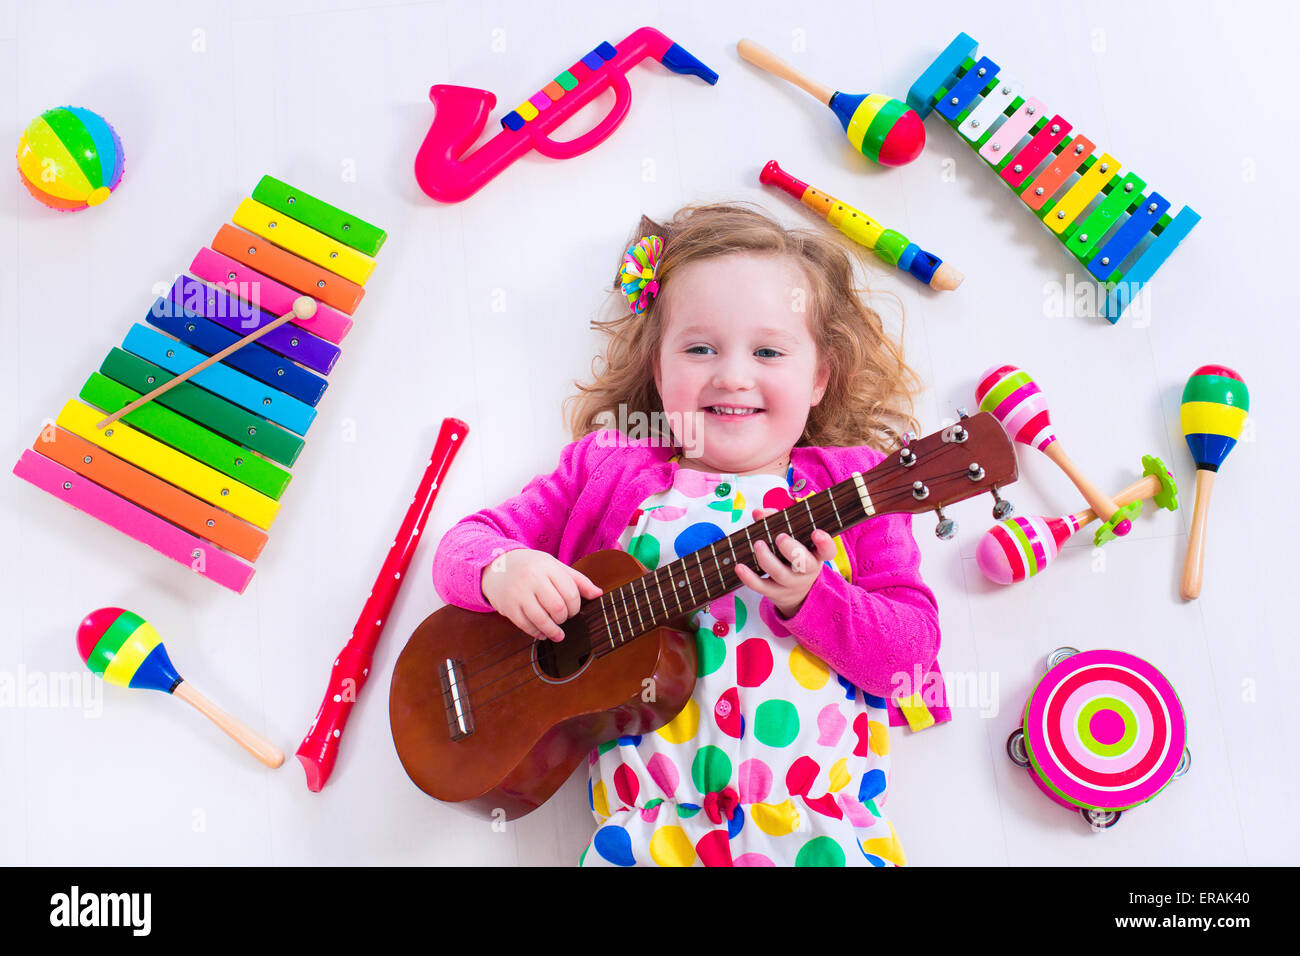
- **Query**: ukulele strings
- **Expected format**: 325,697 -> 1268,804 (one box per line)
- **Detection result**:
444,459 -> 981,721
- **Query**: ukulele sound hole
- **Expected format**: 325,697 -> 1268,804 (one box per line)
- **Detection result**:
534,617 -> 592,682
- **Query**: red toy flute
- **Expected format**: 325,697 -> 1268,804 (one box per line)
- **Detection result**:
297,417 -> 469,791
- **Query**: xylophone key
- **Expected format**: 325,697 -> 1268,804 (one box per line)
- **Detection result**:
1002,114 -> 1070,188
1068,171 -> 1146,261
144,300 -> 328,407
168,277 -> 340,376
122,325 -> 316,436
32,427 -> 268,562
1088,192 -> 1171,281
189,249 -> 354,345
1103,205 -> 1201,322
12,450 -> 256,593
979,96 -> 1045,165
936,56 -> 999,121
99,348 -> 305,468
233,199 -> 376,285
79,372 -> 292,501
1046,152 -> 1118,233
55,400 -> 280,531
251,175 -> 387,256
211,225 -> 365,315
1023,135 -> 1094,211
959,77 -> 1021,142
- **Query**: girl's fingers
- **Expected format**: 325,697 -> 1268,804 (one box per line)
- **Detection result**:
571,569 -> 604,600
734,562 -> 769,596
549,569 -> 583,618
524,596 -> 565,641
754,540 -> 793,586
774,534 -> 814,575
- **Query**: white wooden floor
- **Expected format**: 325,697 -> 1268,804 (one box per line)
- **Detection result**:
1,0 -> 1296,865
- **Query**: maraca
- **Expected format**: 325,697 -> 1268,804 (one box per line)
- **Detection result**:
1180,365 -> 1249,599
77,608 -> 284,768
737,38 -> 925,167
978,455 -> 1178,585
976,365 -> 1129,534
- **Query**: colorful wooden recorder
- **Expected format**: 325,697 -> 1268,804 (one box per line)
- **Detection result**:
978,455 -> 1178,586
908,34 -> 1200,323
737,38 -> 924,167
12,177 -> 387,593
760,160 -> 962,290
414,26 -> 718,203
1179,365 -> 1248,600
976,364 -> 1129,536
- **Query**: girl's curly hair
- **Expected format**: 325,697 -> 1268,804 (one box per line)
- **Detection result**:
564,202 -> 922,452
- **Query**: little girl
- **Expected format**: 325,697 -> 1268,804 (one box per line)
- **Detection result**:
431,203 -> 950,867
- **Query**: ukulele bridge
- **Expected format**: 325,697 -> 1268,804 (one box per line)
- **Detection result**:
439,658 -> 475,741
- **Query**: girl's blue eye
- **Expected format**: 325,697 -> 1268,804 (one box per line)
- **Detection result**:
756,348 -> 783,358
686,345 -> 714,355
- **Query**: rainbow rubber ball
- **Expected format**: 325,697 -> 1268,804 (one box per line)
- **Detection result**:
16,106 -> 125,210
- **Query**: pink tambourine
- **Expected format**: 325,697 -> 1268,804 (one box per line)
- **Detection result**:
1007,647 -> 1189,830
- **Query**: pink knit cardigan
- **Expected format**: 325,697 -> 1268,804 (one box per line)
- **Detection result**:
431,428 -> 950,728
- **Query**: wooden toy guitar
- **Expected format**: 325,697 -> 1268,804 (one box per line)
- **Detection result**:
389,412 -> 1017,820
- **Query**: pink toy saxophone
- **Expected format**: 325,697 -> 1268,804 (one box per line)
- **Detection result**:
414,26 -> 718,203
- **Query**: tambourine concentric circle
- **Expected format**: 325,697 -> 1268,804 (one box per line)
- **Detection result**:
1023,649 -> 1185,811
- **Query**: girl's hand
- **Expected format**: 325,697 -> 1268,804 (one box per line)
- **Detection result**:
734,507 -> 837,619
481,549 -> 603,642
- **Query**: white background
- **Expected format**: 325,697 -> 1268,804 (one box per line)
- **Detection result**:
1,0 -> 1296,865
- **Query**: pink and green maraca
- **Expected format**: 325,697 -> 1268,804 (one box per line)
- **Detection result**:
976,365 -> 1133,537
78,608 -> 284,767
1180,365 -> 1249,599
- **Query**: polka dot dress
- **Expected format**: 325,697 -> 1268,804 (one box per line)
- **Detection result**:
578,464 -> 906,867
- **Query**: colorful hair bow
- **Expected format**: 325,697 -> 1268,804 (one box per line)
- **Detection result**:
619,235 -> 664,315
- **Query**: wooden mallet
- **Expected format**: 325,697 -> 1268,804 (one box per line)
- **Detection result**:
95,295 -> 317,430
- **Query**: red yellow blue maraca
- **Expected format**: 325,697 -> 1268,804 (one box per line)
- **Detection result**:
977,455 -> 1178,585
976,364 -> 1131,538
77,608 -> 283,768
17,106 -> 124,210
737,38 -> 925,167
1180,365 -> 1249,599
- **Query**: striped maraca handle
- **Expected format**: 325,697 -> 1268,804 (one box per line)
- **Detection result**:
173,681 -> 284,768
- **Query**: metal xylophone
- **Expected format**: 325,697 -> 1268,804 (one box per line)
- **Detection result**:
13,177 -> 386,594
908,34 -> 1200,323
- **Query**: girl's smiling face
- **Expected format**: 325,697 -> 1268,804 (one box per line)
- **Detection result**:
655,253 -> 829,475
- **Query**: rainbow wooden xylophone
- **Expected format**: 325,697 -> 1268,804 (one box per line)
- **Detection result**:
13,177 -> 386,593
908,34 -> 1200,323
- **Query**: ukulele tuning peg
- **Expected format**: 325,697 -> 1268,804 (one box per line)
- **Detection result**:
935,507 -> 957,540
956,406 -> 971,420
990,485 -> 1014,520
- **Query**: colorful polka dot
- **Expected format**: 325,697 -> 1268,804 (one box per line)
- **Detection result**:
626,533 -> 660,568
695,829 -> 733,867
674,521 -> 725,558
613,764 -> 640,806
795,835 -> 846,867
737,638 -> 773,687
788,644 -> 830,689
828,757 -> 851,792
737,758 -> 772,804
714,687 -> 742,738
868,719 -> 890,756
734,852 -> 776,867
786,755 -> 819,796
593,825 -> 636,866
751,799 -> 800,836
591,780 -> 611,818
762,487 -> 796,510
691,744 -> 732,793
816,703 -> 847,747
860,822 -> 906,866
858,768 -> 887,803
656,698 -> 699,744
755,698 -> 800,747
646,752 -> 679,796
694,627 -> 726,677
649,825 -> 696,866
